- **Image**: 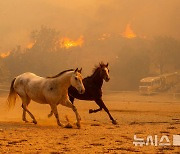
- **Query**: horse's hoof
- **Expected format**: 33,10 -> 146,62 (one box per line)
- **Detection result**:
33,120 -> 37,124
23,120 -> 29,123
89,109 -> 93,114
78,116 -> 81,121
76,122 -> 81,129
64,123 -> 73,128
112,120 -> 118,125
58,123 -> 64,127
48,114 -> 52,118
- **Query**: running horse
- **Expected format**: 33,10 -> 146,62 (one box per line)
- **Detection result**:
49,62 -> 117,124
7,68 -> 85,128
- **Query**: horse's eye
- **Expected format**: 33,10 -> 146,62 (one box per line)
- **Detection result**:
75,77 -> 78,80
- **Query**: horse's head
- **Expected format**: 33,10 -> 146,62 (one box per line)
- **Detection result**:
71,68 -> 85,94
99,62 -> 110,82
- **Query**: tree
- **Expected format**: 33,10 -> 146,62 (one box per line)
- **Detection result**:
151,36 -> 179,74
30,26 -> 60,52
111,41 -> 150,90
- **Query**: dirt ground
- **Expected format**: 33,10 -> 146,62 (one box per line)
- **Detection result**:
0,91 -> 179,153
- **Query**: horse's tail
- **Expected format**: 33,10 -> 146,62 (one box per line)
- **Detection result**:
7,78 -> 17,109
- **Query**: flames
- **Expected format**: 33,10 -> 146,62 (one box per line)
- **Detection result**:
0,25 -> 142,58
26,36 -> 84,50
98,24 -> 138,40
0,51 -> 10,58
60,36 -> 84,49
122,24 -> 136,39
0,36 -> 84,58
0,41 -> 35,59
26,41 -> 35,49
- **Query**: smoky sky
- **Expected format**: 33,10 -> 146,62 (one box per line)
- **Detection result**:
0,0 -> 180,51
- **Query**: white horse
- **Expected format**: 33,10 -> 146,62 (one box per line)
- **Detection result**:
7,68 -> 85,128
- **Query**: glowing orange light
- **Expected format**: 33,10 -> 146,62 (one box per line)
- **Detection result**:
60,36 -> 84,49
122,24 -> 136,39
0,51 -> 10,58
26,41 -> 35,49
98,33 -> 111,40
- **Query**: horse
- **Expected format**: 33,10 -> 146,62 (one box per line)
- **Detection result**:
7,68 -> 85,128
48,62 -> 117,124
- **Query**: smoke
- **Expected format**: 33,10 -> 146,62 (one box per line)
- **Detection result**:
0,0 -> 180,90
0,0 -> 180,51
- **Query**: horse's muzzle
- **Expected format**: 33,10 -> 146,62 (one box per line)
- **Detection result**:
79,88 -> 85,94
105,77 -> 110,82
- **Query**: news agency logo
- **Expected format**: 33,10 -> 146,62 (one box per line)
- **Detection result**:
133,135 -> 180,147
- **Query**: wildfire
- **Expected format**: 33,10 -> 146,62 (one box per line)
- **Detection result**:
60,36 -> 84,49
26,41 -> 35,49
122,24 -> 136,39
0,51 -> 10,58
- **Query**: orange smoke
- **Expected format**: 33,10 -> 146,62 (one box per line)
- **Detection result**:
98,33 -> 111,40
0,51 -> 10,58
60,36 -> 84,49
122,24 -> 136,39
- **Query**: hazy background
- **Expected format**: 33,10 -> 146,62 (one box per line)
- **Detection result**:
0,0 -> 180,90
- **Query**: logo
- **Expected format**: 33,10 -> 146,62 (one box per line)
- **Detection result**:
133,135 -> 180,147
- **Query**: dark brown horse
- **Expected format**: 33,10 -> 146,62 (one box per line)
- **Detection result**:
68,62 -> 117,124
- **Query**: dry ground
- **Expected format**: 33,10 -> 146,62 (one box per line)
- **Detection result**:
0,91 -> 179,153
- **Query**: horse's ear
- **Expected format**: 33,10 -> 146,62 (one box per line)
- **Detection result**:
78,68 -> 82,73
106,63 -> 109,67
75,68 -> 78,72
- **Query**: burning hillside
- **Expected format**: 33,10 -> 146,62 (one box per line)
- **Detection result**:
0,51 -> 10,58
122,24 -> 136,39
26,42 -> 36,49
60,36 -> 84,49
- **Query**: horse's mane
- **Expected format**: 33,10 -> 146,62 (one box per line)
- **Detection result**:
92,62 -> 106,73
46,69 -> 74,78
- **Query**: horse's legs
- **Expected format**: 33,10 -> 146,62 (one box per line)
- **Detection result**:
22,101 -> 30,122
48,110 -> 53,118
50,104 -> 63,127
62,100 -> 81,128
94,99 -> 117,125
89,99 -> 103,113
69,95 -> 75,104
48,96 -> 75,118
48,95 -> 74,118
21,97 -> 37,124
89,108 -> 102,113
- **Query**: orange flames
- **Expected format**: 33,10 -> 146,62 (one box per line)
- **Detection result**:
60,36 -> 84,49
26,41 -> 35,49
0,51 -> 10,58
122,24 -> 136,39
